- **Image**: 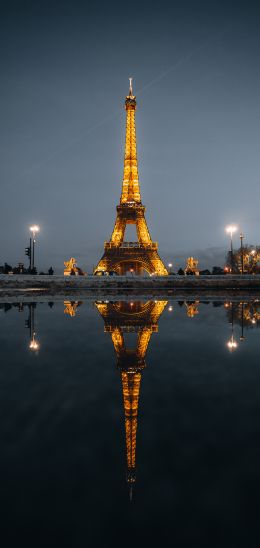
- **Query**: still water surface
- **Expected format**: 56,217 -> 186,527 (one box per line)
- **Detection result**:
0,298 -> 260,547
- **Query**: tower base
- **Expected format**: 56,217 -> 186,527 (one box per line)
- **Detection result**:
94,243 -> 168,276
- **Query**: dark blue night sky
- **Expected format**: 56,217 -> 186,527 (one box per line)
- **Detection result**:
1,0 -> 260,271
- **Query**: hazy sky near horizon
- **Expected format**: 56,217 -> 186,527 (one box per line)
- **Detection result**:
0,0 -> 260,271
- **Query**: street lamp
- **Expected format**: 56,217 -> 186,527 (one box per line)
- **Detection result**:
240,233 -> 244,275
30,225 -> 40,273
168,262 -> 173,274
226,225 -> 237,274
250,249 -> 256,274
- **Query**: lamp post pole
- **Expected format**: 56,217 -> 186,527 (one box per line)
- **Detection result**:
250,249 -> 256,274
230,232 -> 234,274
30,225 -> 39,273
240,233 -> 244,275
29,237 -> 32,271
226,225 -> 237,274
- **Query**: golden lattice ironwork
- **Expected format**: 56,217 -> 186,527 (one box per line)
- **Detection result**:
95,300 -> 167,496
94,80 -> 168,276
122,371 -> 141,472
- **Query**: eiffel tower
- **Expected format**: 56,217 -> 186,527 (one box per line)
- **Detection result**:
95,300 -> 167,498
94,79 -> 168,276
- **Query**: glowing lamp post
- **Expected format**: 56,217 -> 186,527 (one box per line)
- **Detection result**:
168,262 -> 173,274
30,225 -> 40,273
240,233 -> 244,275
226,225 -> 237,274
250,249 -> 256,274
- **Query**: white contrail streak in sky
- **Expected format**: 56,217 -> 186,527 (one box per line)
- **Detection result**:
20,31 -> 224,180
136,40 -> 207,97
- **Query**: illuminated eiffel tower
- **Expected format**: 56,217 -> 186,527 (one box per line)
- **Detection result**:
94,79 -> 168,276
95,300 -> 167,498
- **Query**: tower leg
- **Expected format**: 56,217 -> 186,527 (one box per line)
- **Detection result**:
136,217 -> 151,245
110,216 -> 126,246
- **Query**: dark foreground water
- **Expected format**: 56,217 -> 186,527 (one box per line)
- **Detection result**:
0,298 -> 260,547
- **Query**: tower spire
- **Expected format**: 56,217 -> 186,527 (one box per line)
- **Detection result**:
122,370 -> 141,495
121,78 -> 141,204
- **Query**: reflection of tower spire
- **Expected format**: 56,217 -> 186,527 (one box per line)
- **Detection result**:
122,370 -> 141,498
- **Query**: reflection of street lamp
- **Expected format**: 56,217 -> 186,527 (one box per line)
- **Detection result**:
29,333 -> 40,351
227,335 -> 238,351
226,225 -> 237,274
30,225 -> 40,272
240,302 -> 246,341
226,302 -> 238,352
26,304 -> 40,352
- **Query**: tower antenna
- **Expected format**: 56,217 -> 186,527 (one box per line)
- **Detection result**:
129,77 -> 133,95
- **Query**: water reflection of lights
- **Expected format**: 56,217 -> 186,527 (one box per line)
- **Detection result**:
227,302 -> 238,352
29,334 -> 40,351
227,335 -> 238,351
25,304 -> 40,351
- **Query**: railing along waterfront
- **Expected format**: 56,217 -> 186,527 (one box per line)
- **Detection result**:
104,241 -> 158,250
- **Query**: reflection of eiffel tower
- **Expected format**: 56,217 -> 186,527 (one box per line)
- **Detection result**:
96,300 -> 167,498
